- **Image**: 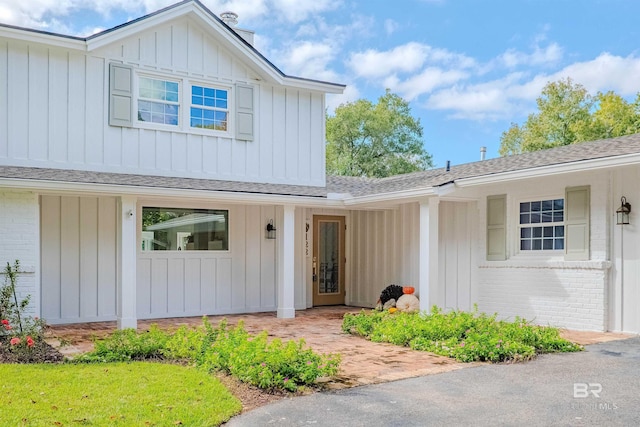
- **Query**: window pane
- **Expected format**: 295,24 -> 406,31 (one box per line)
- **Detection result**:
204,109 -> 214,120
217,99 -> 228,109
217,90 -> 227,100
520,198 -> 565,251
204,97 -> 215,107
151,102 -> 164,113
141,207 -> 229,251
191,117 -> 202,128
204,87 -> 215,97
166,91 -> 179,103
192,86 -> 203,96
192,95 -> 203,105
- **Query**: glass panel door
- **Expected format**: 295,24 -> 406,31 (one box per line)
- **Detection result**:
313,216 -> 345,306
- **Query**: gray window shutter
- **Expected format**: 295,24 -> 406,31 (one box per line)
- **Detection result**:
487,195 -> 507,261
565,186 -> 590,261
109,63 -> 133,127
235,83 -> 254,141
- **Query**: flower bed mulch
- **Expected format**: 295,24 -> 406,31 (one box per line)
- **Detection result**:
0,337 -> 64,363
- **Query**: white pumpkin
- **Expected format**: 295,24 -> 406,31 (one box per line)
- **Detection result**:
396,294 -> 420,313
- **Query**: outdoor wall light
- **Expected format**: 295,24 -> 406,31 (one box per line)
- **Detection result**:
616,196 -> 631,225
266,219 -> 276,239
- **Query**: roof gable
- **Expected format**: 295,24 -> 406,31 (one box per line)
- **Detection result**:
85,0 -> 343,92
0,0 -> 344,93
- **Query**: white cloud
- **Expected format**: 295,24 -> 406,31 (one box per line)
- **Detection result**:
424,53 -> 640,121
274,40 -> 339,82
384,18 -> 397,36
326,84 -> 360,113
348,43 -> 430,79
499,43 -> 563,68
384,67 -> 469,101
270,0 -> 340,23
426,74 -> 526,120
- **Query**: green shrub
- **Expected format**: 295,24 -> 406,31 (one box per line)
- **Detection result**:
74,325 -> 170,362
343,306 -> 581,363
77,317 -> 340,392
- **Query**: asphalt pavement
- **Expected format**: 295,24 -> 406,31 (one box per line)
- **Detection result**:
227,337 -> 640,426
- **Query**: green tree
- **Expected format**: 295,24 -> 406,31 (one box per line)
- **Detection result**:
326,90 -> 433,178
499,78 -> 640,155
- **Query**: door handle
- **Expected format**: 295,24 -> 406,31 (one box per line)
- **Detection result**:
312,258 -> 317,282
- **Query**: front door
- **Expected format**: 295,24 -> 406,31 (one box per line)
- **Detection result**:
312,215 -> 345,306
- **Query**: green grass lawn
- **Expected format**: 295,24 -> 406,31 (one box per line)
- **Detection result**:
0,362 -> 241,426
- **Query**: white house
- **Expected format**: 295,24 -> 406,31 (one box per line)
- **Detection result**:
1,0 -> 639,333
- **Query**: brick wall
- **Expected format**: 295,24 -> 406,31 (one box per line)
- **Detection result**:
0,191 -> 39,317
470,169 -> 611,331
477,261 -> 609,330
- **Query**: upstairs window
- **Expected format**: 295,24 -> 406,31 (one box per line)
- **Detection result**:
190,86 -> 228,131
137,77 -> 180,126
519,199 -> 564,251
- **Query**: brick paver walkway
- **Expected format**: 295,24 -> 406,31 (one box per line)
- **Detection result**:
46,306 -> 633,388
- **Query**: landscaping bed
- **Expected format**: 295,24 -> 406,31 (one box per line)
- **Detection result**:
342,306 -> 583,362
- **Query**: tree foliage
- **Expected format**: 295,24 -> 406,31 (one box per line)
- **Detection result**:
499,78 -> 640,155
326,90 -> 433,178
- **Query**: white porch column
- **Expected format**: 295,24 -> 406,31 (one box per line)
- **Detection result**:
277,204 -> 296,318
117,196 -> 137,329
419,198 -> 439,312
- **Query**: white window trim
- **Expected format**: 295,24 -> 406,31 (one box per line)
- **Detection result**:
134,72 -> 182,131
513,194 -> 566,258
185,80 -> 233,138
138,204 -> 232,254
132,71 -> 233,137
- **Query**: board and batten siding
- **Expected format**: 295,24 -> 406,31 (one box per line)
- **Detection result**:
348,201 -> 476,311
0,17 -> 327,186
40,195 -> 118,324
136,204 -> 280,319
438,201 -> 475,312
349,204 -> 420,308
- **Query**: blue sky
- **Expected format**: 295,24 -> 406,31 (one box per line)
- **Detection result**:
2,0 -> 640,167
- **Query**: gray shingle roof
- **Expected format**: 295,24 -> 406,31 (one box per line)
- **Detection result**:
0,166 -> 329,197
2,133 -> 640,200
330,133 -> 640,197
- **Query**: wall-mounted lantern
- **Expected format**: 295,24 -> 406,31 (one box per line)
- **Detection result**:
266,219 -> 276,239
616,196 -> 631,225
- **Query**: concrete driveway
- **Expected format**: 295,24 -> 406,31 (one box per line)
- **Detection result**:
228,337 -> 640,426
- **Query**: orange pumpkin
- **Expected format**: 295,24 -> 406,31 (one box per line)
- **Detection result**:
403,286 -> 415,295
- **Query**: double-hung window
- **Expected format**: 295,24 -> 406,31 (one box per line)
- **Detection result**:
109,64 -> 253,139
190,85 -> 229,131
137,76 -> 180,126
519,199 -> 564,251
